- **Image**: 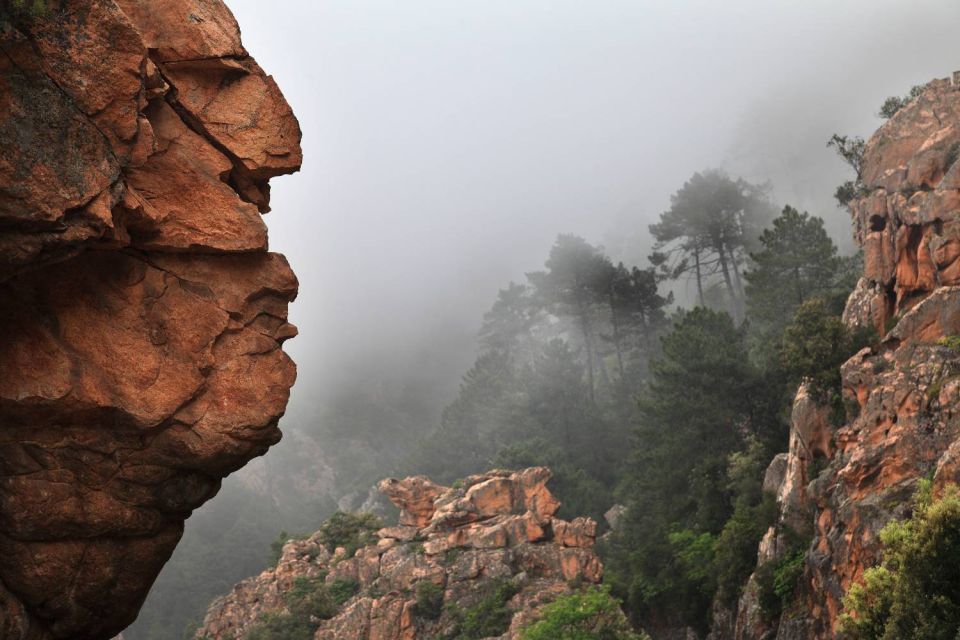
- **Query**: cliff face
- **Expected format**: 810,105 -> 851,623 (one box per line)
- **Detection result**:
196,468 -> 606,640
0,2 -> 301,639
732,77 -> 960,639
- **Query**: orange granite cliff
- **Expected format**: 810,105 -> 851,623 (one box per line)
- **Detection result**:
0,2 -> 301,638
721,77 -> 960,640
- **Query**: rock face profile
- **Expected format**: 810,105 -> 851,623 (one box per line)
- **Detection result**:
727,77 -> 960,639
0,2 -> 301,638
197,468 -> 605,640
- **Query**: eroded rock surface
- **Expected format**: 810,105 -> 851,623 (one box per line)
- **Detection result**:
729,77 -> 960,639
0,2 -> 301,638
197,468 -> 604,640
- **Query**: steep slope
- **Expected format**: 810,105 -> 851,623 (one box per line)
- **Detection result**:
196,468 -> 606,640
730,76 -> 960,639
0,2 -> 301,638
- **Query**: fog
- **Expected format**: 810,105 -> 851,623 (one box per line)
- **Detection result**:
127,2 -> 960,636
225,0 -> 960,408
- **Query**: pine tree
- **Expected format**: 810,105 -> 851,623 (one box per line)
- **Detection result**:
528,235 -> 613,402
744,206 -> 840,332
650,170 -> 774,319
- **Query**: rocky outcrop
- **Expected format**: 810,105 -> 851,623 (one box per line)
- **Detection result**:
731,77 -> 960,639
196,468 -> 605,640
0,2 -> 301,639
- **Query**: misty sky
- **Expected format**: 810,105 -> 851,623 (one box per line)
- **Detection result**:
227,0 -> 960,413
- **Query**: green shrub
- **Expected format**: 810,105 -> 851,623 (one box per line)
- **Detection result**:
317,511 -> 382,557
244,576 -> 346,640
0,0 -> 49,27
937,335 -> 960,351
413,581 -> 445,621
447,579 -> 519,639
779,298 -> 874,400
756,548 -> 806,622
285,577 -> 337,620
713,492 -> 778,605
519,586 -> 649,640
328,578 -> 360,606
878,85 -> 924,119
245,612 -> 313,640
772,550 -> 804,603
270,530 -> 292,565
839,481 -> 960,640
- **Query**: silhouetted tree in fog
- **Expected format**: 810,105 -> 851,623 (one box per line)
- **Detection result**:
649,170 -> 774,319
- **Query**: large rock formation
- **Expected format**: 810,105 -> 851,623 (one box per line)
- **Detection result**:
196,468 -> 605,640
0,2 -> 301,638
730,76 -> 960,639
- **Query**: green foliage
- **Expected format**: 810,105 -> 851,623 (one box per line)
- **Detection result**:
328,578 -> 360,606
839,482 -> 960,640
713,491 -> 778,605
649,169 -> 775,318
405,231 -> 668,527
772,551 -> 805,603
270,530 -> 292,565
0,0 -> 50,27
744,206 -> 843,334
937,335 -> 960,351
286,577 -> 338,620
245,577 -> 342,640
413,581 -> 445,621
446,579 -> 520,640
755,550 -> 806,622
778,298 -> 869,397
245,613 -> 314,640
494,438 -> 612,523
605,307 -> 786,633
317,511 -> 382,557
519,586 -> 650,640
878,85 -> 924,119
828,134 -> 867,207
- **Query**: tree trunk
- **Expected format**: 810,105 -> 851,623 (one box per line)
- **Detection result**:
727,244 -> 745,319
577,297 -> 597,404
793,265 -> 805,306
716,242 -> 739,320
694,246 -> 705,307
608,290 -> 626,382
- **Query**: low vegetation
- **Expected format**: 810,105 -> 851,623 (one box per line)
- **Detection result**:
413,581 -> 445,621
445,579 -> 519,640
244,576 -> 339,640
520,586 -> 650,640
317,511 -> 382,557
839,481 -> 960,640
878,85 -> 924,119
755,549 -> 806,621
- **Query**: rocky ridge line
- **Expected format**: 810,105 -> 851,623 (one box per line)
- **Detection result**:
197,467 -> 605,640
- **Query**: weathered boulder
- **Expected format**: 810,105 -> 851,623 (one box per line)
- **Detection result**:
0,2 -> 301,638
377,475 -> 447,528
196,468 -> 605,640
